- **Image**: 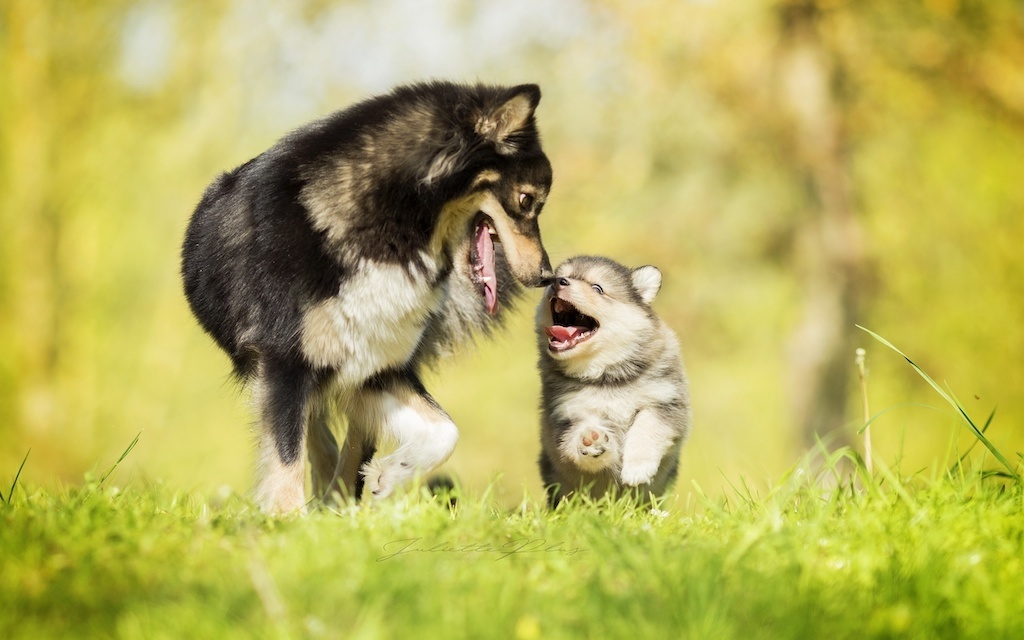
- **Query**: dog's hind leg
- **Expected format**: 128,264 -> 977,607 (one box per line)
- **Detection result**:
335,420 -> 376,501
252,357 -> 318,515
307,399 -> 342,504
351,371 -> 458,500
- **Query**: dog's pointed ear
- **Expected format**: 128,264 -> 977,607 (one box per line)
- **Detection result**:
476,84 -> 540,149
631,265 -> 662,305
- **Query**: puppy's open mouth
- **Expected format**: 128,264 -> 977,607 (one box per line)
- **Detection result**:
471,215 -> 499,315
545,298 -> 599,352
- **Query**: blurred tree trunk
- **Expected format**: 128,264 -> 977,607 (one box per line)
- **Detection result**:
775,1 -> 867,450
2,0 -> 59,434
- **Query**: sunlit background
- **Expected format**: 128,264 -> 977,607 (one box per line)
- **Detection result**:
2,0 -> 1023,507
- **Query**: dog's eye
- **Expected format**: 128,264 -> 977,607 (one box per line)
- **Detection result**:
518,193 -> 534,210
592,284 -> 604,295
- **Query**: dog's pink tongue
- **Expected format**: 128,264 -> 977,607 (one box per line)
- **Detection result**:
545,325 -> 582,342
476,223 -> 497,315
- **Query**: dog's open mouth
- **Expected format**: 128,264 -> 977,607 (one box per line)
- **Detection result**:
545,298 -> 599,352
471,215 -> 499,315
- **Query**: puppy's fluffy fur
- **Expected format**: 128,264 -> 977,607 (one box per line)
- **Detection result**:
535,256 -> 691,505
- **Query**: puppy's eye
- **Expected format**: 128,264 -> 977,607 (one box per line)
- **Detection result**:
592,284 -> 604,295
518,193 -> 534,210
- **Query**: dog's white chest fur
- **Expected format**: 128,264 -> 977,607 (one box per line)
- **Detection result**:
300,257 -> 443,383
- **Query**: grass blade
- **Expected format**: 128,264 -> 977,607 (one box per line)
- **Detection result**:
857,325 -> 1020,481
1,449 -> 31,505
946,406 -> 996,477
98,432 -> 142,486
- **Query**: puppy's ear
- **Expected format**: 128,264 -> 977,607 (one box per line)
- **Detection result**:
476,85 -> 540,151
631,266 -> 662,305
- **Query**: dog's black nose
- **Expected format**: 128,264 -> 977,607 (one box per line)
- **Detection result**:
530,266 -> 555,289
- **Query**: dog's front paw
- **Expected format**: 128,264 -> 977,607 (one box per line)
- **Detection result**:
619,457 -> 660,487
361,455 -> 415,500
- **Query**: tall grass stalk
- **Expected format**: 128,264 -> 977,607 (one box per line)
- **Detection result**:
855,347 -> 873,474
97,432 -> 142,486
857,325 -> 1021,481
0,449 -> 30,504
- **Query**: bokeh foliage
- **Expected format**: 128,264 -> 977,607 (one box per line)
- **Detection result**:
1,0 -> 1022,502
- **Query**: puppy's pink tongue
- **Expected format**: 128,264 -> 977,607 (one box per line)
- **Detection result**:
476,223 -> 497,315
545,326 -> 581,342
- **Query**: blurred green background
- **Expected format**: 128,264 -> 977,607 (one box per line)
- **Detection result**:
2,0 -> 1023,505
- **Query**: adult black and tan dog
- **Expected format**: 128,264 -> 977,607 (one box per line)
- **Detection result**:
182,82 -> 552,513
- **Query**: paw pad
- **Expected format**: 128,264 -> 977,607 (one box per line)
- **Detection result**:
579,429 -> 608,457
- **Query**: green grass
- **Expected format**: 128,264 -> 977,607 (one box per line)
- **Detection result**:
2,465 -> 1023,640
3,335 -> 1024,639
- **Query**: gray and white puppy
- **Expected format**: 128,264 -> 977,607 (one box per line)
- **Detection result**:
535,256 -> 691,506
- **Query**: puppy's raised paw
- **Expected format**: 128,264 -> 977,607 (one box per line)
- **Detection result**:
579,428 -> 608,458
562,425 -> 619,473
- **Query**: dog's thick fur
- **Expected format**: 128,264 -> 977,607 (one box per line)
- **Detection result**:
182,81 -> 553,513
535,256 -> 691,506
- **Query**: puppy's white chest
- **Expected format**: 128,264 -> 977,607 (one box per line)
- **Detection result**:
300,258 -> 442,383
551,375 -> 681,429
552,386 -> 639,428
